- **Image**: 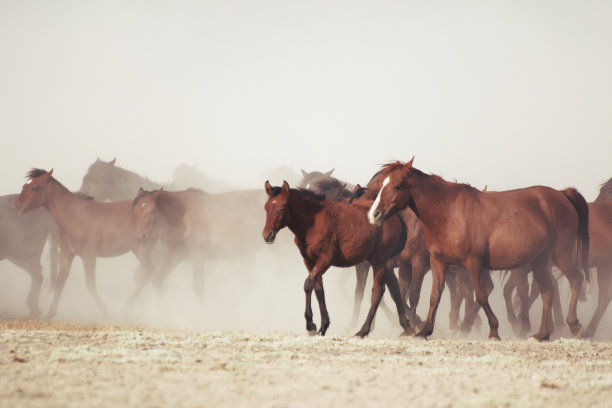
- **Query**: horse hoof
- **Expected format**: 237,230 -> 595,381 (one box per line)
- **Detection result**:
568,321 -> 583,336
415,330 -> 430,340
489,335 -> 501,342
354,331 -> 368,339
400,328 -> 416,337
307,329 -> 318,336
529,334 -> 549,342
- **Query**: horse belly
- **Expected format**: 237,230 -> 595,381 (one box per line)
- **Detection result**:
487,221 -> 548,270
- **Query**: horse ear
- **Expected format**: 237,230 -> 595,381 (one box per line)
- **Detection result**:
48,168 -> 54,177
482,185 -> 488,192
265,180 -> 273,195
353,184 -> 361,192
138,187 -> 144,194
160,186 -> 164,191
301,169 -> 308,177
325,168 -> 335,177
282,180 -> 290,193
109,158 -> 116,166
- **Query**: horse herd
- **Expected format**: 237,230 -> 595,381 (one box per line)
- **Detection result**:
3,157 -> 612,342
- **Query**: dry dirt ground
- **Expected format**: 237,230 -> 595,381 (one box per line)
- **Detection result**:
0,320 -> 611,408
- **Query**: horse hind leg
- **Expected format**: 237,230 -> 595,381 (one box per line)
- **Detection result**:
348,262 -> 369,329
314,275 -> 330,336
11,257 -> 43,318
45,251 -> 75,320
555,253 -> 585,336
530,256 -> 554,341
82,257 -> 109,319
582,264 -> 612,338
464,262 -> 500,341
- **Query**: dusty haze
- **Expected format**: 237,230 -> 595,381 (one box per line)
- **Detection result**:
1,2 -> 612,338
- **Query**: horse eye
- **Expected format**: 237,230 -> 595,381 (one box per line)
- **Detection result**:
393,186 -> 400,191
32,187 -> 40,191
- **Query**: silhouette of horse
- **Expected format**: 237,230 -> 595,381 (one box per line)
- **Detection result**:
1,194 -> 57,317
78,158 -> 162,201
262,181 -> 413,338
170,163 -> 238,194
368,158 -> 590,341
595,177 -> 612,202
128,187 -> 272,305
12,169 -> 153,319
299,169 -> 340,190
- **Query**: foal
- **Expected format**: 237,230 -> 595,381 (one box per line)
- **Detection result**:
262,181 -> 413,337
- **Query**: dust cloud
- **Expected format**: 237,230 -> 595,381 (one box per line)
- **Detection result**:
1,1 -> 612,339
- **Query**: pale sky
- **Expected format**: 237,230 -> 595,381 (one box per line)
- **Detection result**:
1,1 -> 611,200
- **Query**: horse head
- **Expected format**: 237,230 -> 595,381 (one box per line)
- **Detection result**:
262,180 -> 291,243
367,157 -> 415,226
12,169 -> 54,215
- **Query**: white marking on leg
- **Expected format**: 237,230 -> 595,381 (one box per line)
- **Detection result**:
368,176 -> 390,224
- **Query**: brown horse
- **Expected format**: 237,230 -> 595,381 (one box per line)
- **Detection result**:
78,158 -> 163,201
368,158 -> 590,341
12,169 -> 153,319
262,181 -> 413,337
128,187 -> 276,305
1,194 -> 57,317
595,177 -> 612,202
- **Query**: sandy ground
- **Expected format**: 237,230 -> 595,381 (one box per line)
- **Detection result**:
0,320 -> 611,408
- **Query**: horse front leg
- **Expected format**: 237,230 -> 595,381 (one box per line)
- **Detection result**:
582,264 -> 612,338
314,275 -> 330,335
383,264 -> 414,336
355,264 -> 387,338
303,261 -> 329,335
417,256 -> 448,339
530,256 -> 554,341
348,262 -> 369,329
465,261 -> 500,340
82,256 -> 109,319
45,248 -> 74,320
407,254 -> 428,330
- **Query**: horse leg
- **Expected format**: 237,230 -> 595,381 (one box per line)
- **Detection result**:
530,256 -> 554,341
407,255 -> 427,330
348,262 -> 369,328
303,261 -> 329,335
383,264 -> 414,336
45,249 -> 75,320
82,256 -> 108,318
190,250 -> 206,302
515,268 -> 532,337
445,270 -> 461,332
583,264 -> 612,338
550,273 -> 565,335
464,261 -> 499,340
355,265 -> 394,338
314,275 -> 330,336
123,245 -> 157,313
10,257 -> 43,318
503,271 -> 519,335
459,269 -> 481,334
417,257 -> 448,338
555,254 -> 585,336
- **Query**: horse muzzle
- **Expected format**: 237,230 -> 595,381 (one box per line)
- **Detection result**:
263,230 -> 277,244
368,209 -> 385,227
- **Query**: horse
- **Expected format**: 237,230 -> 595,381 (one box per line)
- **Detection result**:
12,169 -> 154,319
78,158 -> 162,201
298,169 -> 338,189
0,194 -> 57,317
128,187 -> 273,305
262,181 -> 413,338
170,163 -> 238,194
595,177 -> 612,202
309,177 -> 397,328
507,201 -> 612,338
367,158 -> 590,341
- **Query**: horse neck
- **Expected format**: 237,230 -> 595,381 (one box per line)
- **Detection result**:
44,181 -> 90,229
406,172 -> 465,229
286,192 -> 324,239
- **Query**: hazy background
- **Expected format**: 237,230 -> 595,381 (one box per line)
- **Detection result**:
1,1 -> 611,338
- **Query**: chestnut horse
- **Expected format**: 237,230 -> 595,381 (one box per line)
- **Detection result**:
1,194 -> 57,317
262,181 -> 413,338
12,169 -> 153,319
368,159 -> 590,341
507,201 -> 612,338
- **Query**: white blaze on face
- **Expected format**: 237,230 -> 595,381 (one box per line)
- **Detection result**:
367,176 -> 390,224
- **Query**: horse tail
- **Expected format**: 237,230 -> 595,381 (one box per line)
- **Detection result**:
49,228 -> 59,290
562,188 -> 590,284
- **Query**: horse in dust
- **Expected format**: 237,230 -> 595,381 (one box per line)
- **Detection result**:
505,201 -> 612,339
262,181 -> 413,338
170,163 -> 238,194
355,171 -> 492,334
127,187 -> 275,306
12,169 -> 154,319
307,177 -> 396,328
368,158 -> 590,341
78,158 -> 162,201
0,194 -> 57,317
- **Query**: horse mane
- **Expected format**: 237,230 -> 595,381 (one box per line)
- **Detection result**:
595,177 -> 612,202
267,186 -> 326,201
348,186 -> 368,203
27,168 -> 94,201
27,168 -> 49,179
378,161 -> 476,192
312,177 -> 345,192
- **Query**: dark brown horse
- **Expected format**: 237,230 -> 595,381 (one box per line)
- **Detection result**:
1,194 -> 57,317
368,158 -> 590,341
262,181 -> 413,337
78,158 -> 163,201
12,169 -> 153,319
